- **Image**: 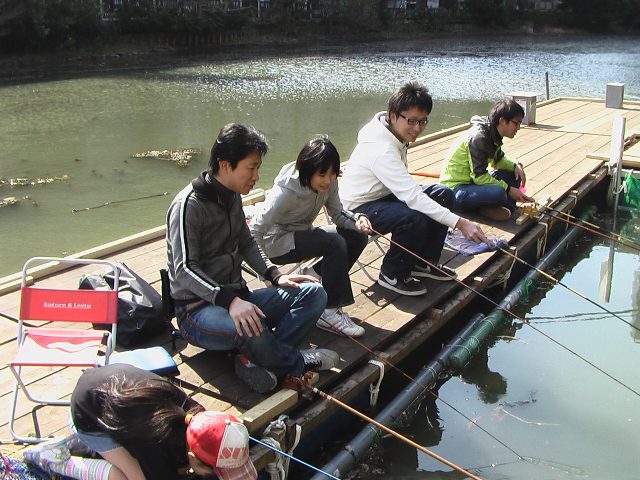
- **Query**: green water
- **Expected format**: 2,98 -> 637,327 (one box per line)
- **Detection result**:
1,34 -> 639,277
352,211 -> 640,479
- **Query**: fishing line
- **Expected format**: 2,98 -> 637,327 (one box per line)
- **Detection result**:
71,192 -> 170,212
293,379 -> 483,480
496,246 -> 640,333
320,322 -> 524,459
248,435 -> 340,480
368,226 -> 640,399
536,204 -> 640,252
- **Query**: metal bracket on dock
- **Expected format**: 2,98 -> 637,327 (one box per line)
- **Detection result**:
368,360 -> 385,407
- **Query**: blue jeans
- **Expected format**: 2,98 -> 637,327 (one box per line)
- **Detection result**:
270,226 -> 368,308
453,170 -> 520,213
353,184 -> 454,279
176,283 -> 326,378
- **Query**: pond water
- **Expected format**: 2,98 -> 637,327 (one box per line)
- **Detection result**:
1,34 -> 639,276
348,210 -> 640,479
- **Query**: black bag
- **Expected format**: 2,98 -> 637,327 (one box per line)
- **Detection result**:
79,263 -> 166,348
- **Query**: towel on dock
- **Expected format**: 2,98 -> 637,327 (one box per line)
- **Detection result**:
445,230 -> 508,256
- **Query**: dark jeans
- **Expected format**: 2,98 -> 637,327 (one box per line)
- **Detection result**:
270,225 -> 368,308
453,170 -> 521,213
175,283 -> 326,379
353,184 -> 454,279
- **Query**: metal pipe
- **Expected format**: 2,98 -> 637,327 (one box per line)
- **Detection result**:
313,209 -> 594,479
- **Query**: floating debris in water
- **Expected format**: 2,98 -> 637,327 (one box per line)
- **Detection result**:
131,148 -> 201,168
0,195 -> 36,208
0,175 -> 70,188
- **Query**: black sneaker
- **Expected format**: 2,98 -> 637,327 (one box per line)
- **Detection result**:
301,348 -> 339,373
234,354 -> 278,394
411,264 -> 457,281
377,272 -> 427,296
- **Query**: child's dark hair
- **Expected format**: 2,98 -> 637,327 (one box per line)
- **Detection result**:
488,99 -> 525,127
387,82 -> 433,116
209,123 -> 268,174
99,375 -> 203,445
296,136 -> 341,188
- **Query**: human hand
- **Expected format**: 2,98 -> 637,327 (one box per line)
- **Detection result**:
275,273 -> 318,287
508,186 -> 533,203
228,297 -> 265,337
514,163 -> 526,186
355,214 -> 372,233
456,217 -> 491,246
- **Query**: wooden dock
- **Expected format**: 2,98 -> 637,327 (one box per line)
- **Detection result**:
1,97 -> 639,472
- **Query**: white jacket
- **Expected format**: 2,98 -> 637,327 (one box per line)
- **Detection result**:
340,112 -> 460,229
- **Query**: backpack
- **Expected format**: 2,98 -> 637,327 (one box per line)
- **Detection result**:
79,262 -> 166,348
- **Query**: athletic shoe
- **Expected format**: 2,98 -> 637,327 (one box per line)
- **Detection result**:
377,272 -> 427,296
411,264 -> 457,281
479,206 -> 512,221
23,435 -> 71,468
234,354 -> 278,394
300,348 -> 339,372
317,308 -> 365,337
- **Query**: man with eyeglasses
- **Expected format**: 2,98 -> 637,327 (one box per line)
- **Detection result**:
340,82 -> 488,296
440,99 -> 533,221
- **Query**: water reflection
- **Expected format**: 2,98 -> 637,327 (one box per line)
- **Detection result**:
1,35 -> 639,276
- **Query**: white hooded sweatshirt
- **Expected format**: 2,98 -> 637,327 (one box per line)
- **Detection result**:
340,111 -> 460,229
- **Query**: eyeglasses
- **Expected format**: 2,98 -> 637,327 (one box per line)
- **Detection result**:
398,113 -> 429,127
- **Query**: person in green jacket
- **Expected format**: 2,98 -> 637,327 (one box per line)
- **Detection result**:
440,99 -> 532,221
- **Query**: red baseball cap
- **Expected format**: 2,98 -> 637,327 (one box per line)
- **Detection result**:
186,411 -> 257,480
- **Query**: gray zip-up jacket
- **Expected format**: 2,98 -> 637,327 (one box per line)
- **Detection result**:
249,162 -> 358,258
166,172 -> 279,309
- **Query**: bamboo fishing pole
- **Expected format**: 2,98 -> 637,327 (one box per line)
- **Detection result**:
298,380 -> 483,480
535,203 -> 640,252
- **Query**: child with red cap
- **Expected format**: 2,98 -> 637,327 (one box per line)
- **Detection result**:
24,364 -> 257,480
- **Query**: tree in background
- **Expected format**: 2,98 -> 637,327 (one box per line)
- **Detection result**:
1,0 -> 102,52
558,0 -> 640,32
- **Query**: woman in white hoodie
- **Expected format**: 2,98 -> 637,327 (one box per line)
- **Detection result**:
250,136 -> 371,337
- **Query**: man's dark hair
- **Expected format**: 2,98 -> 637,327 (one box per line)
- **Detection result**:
209,123 -> 268,174
488,99 -> 525,127
296,136 -> 341,188
387,82 -> 433,116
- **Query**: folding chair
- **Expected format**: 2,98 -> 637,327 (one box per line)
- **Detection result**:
8,257 -> 119,443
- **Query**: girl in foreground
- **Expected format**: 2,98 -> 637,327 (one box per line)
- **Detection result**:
24,363 -> 256,480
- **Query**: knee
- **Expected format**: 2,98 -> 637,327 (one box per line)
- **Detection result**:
299,282 -> 327,308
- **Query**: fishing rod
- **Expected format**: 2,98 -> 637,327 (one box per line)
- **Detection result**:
249,435 -> 340,480
496,246 -> 640,333
367,226 -> 640,399
290,378 -> 483,480
320,321 -> 523,460
534,203 -> 640,252
71,191 -> 170,213
409,171 -> 440,179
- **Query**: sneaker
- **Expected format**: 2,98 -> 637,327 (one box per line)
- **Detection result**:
234,354 -> 278,394
377,272 -> 427,296
300,348 -> 339,372
23,435 -> 71,468
479,206 -> 512,221
317,308 -> 365,337
411,264 -> 457,281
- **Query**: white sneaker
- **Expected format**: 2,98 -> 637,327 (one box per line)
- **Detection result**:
317,308 -> 365,337
23,435 -> 71,468
300,348 -> 340,372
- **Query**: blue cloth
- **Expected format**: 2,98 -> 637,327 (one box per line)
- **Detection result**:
445,230 -> 509,256
0,454 -> 59,480
176,283 -> 326,379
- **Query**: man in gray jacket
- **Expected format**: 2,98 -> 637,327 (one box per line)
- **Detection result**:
166,123 -> 337,394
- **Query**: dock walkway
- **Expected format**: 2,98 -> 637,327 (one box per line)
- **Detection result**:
1,97 -> 639,472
